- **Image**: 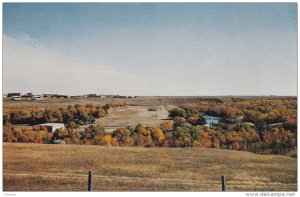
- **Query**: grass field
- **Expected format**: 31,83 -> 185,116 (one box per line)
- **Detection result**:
3,143 -> 297,191
94,105 -> 171,132
1,95 -> 259,108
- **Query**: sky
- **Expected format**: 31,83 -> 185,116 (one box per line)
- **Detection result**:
3,3 -> 298,96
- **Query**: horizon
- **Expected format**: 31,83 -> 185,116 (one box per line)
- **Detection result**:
3,3 -> 297,96
2,91 -> 297,97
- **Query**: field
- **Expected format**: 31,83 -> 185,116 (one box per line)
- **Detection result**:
94,105 -> 172,132
4,95 -> 284,108
3,143 -> 297,191
5,98 -> 176,133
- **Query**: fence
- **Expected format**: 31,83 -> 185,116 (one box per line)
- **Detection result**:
86,171 -> 227,192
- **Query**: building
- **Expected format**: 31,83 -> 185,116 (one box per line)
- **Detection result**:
7,93 -> 21,98
31,95 -> 43,100
21,93 -> 32,99
38,123 -> 65,132
203,115 -> 221,127
71,95 -> 83,99
51,94 -> 69,98
11,96 -> 21,100
42,94 -> 52,98
87,94 -> 98,98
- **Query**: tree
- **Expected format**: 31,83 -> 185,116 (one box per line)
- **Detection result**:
160,122 -> 173,133
173,117 -> 186,128
101,135 -> 112,146
187,114 -> 205,126
103,104 -> 110,113
149,127 -> 165,146
169,108 -> 186,118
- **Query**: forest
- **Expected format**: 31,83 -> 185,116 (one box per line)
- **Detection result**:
3,98 -> 297,155
3,102 -> 126,126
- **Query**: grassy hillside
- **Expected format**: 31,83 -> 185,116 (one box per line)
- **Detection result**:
3,143 -> 296,191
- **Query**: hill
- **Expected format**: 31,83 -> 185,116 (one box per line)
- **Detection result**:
3,143 -> 296,191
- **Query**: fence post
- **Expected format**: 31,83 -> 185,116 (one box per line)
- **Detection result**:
221,175 -> 226,191
88,171 -> 92,191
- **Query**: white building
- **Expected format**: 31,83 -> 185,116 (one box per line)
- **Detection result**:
31,95 -> 43,100
203,115 -> 221,127
11,96 -> 21,100
38,123 -> 65,132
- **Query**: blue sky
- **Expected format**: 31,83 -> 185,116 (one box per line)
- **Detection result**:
3,3 -> 297,96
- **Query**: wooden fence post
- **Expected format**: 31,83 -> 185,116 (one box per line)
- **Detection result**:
88,171 -> 92,191
221,175 -> 226,191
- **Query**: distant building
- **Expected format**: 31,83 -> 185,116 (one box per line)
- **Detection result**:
11,95 -> 21,100
21,93 -> 33,99
31,95 -> 43,100
203,115 -> 221,127
38,123 -> 65,132
99,95 -> 106,98
7,93 -> 21,98
59,95 -> 69,98
42,94 -> 52,98
87,94 -> 97,98
71,95 -> 83,99
51,94 -> 69,98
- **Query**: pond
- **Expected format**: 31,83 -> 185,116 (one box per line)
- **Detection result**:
202,115 -> 221,127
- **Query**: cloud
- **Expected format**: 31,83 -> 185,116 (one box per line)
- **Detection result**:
3,31 -> 297,96
3,34 -> 151,95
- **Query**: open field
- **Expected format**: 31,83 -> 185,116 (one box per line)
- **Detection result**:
4,96 -> 294,108
3,143 -> 297,191
3,96 -> 222,109
94,105 -> 171,132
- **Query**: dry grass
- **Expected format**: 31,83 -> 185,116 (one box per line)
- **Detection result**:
94,105 -> 171,132
3,143 -> 296,191
2,96 -> 232,109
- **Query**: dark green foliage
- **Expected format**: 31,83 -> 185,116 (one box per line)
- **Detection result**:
169,108 -> 187,118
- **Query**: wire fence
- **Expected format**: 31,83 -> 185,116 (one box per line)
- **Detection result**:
3,171 -> 296,191
3,171 -> 228,191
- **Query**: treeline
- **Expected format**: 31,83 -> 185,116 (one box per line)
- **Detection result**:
3,123 -> 169,146
168,98 -> 297,154
2,98 -> 297,155
179,98 -> 297,132
3,121 -> 296,155
3,102 -> 126,127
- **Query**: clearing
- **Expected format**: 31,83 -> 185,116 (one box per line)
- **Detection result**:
94,105 -> 172,132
